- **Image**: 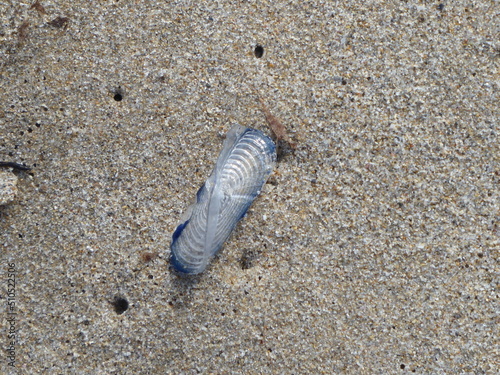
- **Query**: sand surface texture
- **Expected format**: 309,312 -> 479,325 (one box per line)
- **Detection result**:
1,1 -> 498,374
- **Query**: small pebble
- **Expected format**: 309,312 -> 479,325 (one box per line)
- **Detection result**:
0,171 -> 19,205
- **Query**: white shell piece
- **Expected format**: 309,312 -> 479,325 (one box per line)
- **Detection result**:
170,125 -> 276,274
0,170 -> 19,205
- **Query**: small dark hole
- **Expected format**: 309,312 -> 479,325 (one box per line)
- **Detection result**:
112,296 -> 129,314
437,3 -> 444,11
35,122 -> 41,127
28,127 -> 33,133
341,79 -> 347,85
400,364 -> 405,369
114,92 -> 123,101
254,45 -> 264,58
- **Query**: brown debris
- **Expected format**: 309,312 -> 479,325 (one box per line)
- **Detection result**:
30,1 -> 47,15
140,251 -> 159,263
259,97 -> 286,141
258,97 -> 296,158
48,16 -> 70,29
17,21 -> 30,43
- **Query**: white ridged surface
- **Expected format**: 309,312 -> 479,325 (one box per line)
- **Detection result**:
170,125 -> 276,274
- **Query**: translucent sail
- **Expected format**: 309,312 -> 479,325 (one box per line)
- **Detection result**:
170,125 -> 276,274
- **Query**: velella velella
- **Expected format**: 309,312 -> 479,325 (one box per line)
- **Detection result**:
170,124 -> 277,274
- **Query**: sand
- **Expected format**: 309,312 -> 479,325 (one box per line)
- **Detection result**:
1,1 -> 498,374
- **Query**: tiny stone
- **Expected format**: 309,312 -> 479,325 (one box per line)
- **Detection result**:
0,170 -> 19,205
